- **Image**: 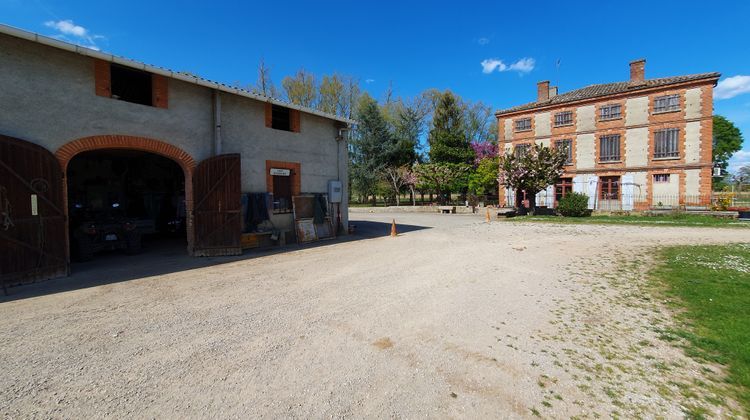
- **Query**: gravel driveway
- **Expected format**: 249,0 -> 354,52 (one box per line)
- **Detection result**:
1,212 -> 747,418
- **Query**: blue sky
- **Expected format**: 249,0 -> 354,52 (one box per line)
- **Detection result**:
2,0 -> 749,171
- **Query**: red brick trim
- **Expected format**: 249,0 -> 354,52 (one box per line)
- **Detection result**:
56,135 -> 197,256
265,160 -> 301,196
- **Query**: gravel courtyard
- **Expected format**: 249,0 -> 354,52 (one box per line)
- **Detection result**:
1,212 -> 747,418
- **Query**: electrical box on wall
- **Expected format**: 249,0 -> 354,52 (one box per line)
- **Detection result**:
328,180 -> 343,203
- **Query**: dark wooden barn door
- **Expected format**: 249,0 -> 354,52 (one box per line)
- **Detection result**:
0,134 -> 67,290
192,154 -> 242,256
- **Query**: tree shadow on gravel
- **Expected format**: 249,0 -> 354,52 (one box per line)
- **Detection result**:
1,220 -> 430,303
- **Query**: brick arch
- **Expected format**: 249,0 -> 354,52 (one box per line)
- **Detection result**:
55,135 -> 196,173
56,135 -> 197,256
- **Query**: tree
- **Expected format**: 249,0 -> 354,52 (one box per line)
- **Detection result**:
318,74 -> 345,115
498,144 -> 568,213
713,115 -> 744,173
428,91 -> 474,164
468,157 -> 499,196
281,69 -> 317,107
470,141 -> 499,163
349,94 -> 390,203
413,162 -> 471,204
252,58 -> 279,98
734,166 -> 750,192
383,165 -> 412,206
463,101 -> 494,144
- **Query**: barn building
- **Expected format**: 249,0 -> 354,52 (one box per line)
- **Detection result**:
0,24 -> 352,287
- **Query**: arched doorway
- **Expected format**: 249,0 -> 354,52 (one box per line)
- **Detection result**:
66,149 -> 187,261
56,136 -> 196,260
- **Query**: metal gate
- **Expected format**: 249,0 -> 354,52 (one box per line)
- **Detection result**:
192,154 -> 242,256
0,134 -> 67,290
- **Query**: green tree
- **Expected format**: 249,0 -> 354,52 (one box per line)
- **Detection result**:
413,162 -> 471,204
428,91 -> 474,164
713,115 -> 744,171
318,74 -> 344,115
498,144 -> 568,213
468,157 -> 499,196
281,69 -> 317,107
349,94 -> 390,203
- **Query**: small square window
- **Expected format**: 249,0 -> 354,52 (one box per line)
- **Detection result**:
599,104 -> 622,120
653,94 -> 680,113
554,111 -> 573,127
515,118 -> 532,132
514,144 -> 530,157
110,64 -> 152,106
654,128 -> 679,158
599,134 -> 621,162
555,139 -> 573,165
271,105 -> 292,131
654,174 -> 670,183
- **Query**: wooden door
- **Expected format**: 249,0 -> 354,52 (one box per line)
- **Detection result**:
192,154 -> 242,256
0,134 -> 67,290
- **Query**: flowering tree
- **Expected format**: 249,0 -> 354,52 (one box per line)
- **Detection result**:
470,141 -> 499,164
498,144 -> 568,213
383,165 -> 414,206
403,169 -> 418,206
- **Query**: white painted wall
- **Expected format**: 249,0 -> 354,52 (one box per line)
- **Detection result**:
684,169 -> 701,198
535,112 -> 551,137
625,127 -> 649,167
684,121 -> 702,163
684,88 -> 703,119
577,105 -> 595,132
625,96 -> 649,126
504,119 -> 513,141
625,171 -> 648,201
652,173 -> 680,206
576,133 -> 595,169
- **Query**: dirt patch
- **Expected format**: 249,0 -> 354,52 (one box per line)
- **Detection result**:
0,212 -> 747,418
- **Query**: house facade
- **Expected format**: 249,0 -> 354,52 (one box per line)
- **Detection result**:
496,59 -> 719,211
0,24 -> 351,286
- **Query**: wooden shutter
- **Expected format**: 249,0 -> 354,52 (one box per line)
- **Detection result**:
192,154 -> 242,256
291,109 -> 301,133
265,103 -> 273,128
152,74 -> 169,109
93,59 -> 111,97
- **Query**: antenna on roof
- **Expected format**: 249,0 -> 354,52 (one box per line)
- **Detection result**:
555,58 -> 561,90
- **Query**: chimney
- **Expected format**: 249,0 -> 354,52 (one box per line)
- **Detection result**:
537,80 -> 550,102
549,86 -> 558,98
630,59 -> 646,84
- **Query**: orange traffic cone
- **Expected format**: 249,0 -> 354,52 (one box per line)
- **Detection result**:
486,208 -> 491,223
390,219 -> 398,237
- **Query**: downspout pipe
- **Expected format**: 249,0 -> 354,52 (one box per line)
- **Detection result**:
213,90 -> 222,156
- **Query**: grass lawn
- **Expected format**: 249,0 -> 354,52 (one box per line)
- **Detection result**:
651,244 -> 750,414
509,213 -> 750,228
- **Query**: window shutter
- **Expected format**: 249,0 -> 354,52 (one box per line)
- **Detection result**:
265,103 -> 273,128
93,59 -> 111,97
152,74 -> 169,108
291,109 -> 301,133
586,176 -> 598,209
621,174 -> 634,210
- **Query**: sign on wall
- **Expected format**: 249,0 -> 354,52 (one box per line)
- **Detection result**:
270,168 -> 291,176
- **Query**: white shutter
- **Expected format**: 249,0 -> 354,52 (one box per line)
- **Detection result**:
545,185 -> 555,207
505,187 -> 514,207
572,175 -> 584,193
621,174 -> 634,211
586,175 -> 599,210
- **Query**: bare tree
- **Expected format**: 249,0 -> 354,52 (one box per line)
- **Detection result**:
253,58 -> 278,98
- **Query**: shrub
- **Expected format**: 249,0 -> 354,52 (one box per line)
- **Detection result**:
556,192 -> 591,217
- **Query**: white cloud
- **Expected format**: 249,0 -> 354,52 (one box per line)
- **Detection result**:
44,19 -> 103,50
365,78 -> 375,84
728,149 -> 750,173
714,75 -> 750,100
481,57 -> 535,74
478,37 -> 490,45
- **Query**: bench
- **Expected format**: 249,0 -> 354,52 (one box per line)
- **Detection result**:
438,206 -> 456,214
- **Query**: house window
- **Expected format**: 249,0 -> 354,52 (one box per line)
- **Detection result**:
653,94 -> 680,113
654,128 -> 680,158
555,177 -> 573,202
271,105 -> 292,131
554,111 -> 573,127
514,144 -> 530,157
599,134 -> 621,162
599,104 -> 622,120
515,118 -> 532,132
555,139 -> 573,165
600,176 -> 620,200
654,174 -> 670,183
272,173 -> 293,213
110,64 -> 153,106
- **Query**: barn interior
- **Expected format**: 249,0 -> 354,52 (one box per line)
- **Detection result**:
66,150 -> 186,261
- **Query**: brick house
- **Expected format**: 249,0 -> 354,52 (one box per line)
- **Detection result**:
496,59 -> 719,211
